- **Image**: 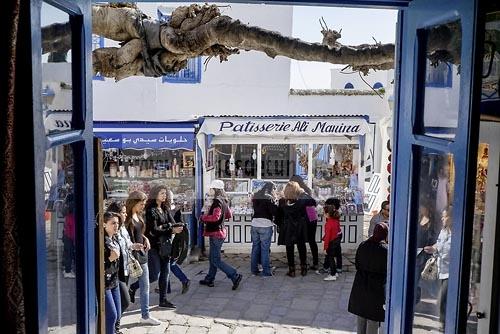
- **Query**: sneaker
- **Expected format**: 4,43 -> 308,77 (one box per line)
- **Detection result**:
159,300 -> 176,309
251,271 -> 260,276
232,274 -> 242,290
181,280 -> 190,294
324,274 -> 338,281
63,271 -> 76,279
315,268 -> 329,275
199,279 -> 215,287
139,316 -> 161,326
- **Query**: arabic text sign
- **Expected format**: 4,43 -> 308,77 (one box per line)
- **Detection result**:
96,132 -> 194,150
199,118 -> 371,137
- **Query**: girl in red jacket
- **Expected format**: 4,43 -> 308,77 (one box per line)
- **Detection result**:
321,198 -> 342,281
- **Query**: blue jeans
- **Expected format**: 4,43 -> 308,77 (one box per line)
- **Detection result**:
129,262 -> 150,319
250,226 -> 273,276
148,248 -> 171,301
105,285 -> 121,334
205,237 -> 238,282
167,259 -> 189,293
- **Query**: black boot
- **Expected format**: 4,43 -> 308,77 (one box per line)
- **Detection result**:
286,266 -> 296,277
300,264 -> 308,276
159,299 -> 176,309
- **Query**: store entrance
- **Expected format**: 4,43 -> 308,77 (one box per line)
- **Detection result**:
465,120 -> 500,333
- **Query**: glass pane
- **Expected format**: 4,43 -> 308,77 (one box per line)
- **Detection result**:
412,149 -> 455,333
214,144 -> 257,180
418,20 -> 462,139
261,144 -> 299,180
44,145 -> 76,332
311,144 -> 363,215
41,2 -> 73,135
482,12 -> 500,101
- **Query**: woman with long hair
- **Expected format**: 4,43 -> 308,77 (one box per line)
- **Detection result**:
144,184 -> 181,309
290,175 -> 319,270
424,209 -> 452,330
250,181 -> 278,277
199,179 -> 243,290
103,211 -> 122,334
125,191 -> 161,326
348,222 -> 389,334
106,201 -> 144,333
276,181 -> 316,277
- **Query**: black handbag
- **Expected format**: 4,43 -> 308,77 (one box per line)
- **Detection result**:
159,236 -> 172,259
132,249 -> 148,265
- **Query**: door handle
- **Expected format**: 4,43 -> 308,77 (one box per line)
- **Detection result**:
476,312 -> 486,319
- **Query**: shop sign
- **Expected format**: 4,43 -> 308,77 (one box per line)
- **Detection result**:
199,118 -> 371,137
45,111 -> 72,133
96,132 -> 194,150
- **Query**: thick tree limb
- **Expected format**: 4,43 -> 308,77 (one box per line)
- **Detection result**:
43,3 -> 478,82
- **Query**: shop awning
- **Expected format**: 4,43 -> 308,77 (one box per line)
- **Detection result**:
94,121 -> 196,150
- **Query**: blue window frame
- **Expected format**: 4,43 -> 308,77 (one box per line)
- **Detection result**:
344,82 -> 354,89
373,82 -> 384,89
34,0 -> 96,333
157,7 -> 202,84
388,0 -> 481,332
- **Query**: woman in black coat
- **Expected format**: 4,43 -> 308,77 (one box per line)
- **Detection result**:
348,222 -> 389,334
276,181 -> 316,277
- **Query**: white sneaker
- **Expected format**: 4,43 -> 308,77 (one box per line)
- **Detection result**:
63,272 -> 76,279
140,316 -> 161,326
323,274 -> 337,281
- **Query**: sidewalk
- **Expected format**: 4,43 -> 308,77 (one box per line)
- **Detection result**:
119,253 -> 357,334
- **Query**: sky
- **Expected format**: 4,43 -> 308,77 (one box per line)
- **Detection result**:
291,6 -> 398,89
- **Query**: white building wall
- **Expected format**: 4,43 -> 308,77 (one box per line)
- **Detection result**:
93,3 -> 294,121
331,68 -> 394,91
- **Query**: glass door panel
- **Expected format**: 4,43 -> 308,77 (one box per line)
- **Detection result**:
44,144 -> 77,332
412,149 -> 455,333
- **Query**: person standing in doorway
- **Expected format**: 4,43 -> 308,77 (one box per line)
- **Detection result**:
348,222 -> 389,334
368,201 -> 390,237
199,179 -> 243,290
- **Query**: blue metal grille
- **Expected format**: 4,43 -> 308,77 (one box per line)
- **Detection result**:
157,8 -> 202,84
92,35 -> 105,81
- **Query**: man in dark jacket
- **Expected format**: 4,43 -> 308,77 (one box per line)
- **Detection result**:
348,222 -> 389,334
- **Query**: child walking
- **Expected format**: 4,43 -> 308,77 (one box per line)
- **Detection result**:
319,198 -> 343,281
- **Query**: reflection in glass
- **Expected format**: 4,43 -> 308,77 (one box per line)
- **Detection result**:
215,144 -> 257,179
482,12 -> 500,101
41,2 -> 73,135
261,144 -> 300,180
413,149 -> 455,333
419,20 -> 462,139
44,145 -> 76,332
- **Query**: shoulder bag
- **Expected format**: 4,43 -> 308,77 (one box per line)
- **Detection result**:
128,251 -> 143,279
421,255 -> 438,280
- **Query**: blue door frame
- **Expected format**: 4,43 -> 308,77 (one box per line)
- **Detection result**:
32,0 -> 95,333
30,0 -> 484,332
387,0 -> 483,332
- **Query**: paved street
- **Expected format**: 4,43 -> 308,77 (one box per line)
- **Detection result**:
120,253 -> 357,334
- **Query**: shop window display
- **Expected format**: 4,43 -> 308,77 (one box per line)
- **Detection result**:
312,144 -> 363,215
103,148 -> 195,213
215,144 -> 257,179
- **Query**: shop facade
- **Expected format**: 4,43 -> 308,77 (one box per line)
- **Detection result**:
197,116 -> 373,251
93,121 -> 198,246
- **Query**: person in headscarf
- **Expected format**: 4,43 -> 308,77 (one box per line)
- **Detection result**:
348,222 -> 389,334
